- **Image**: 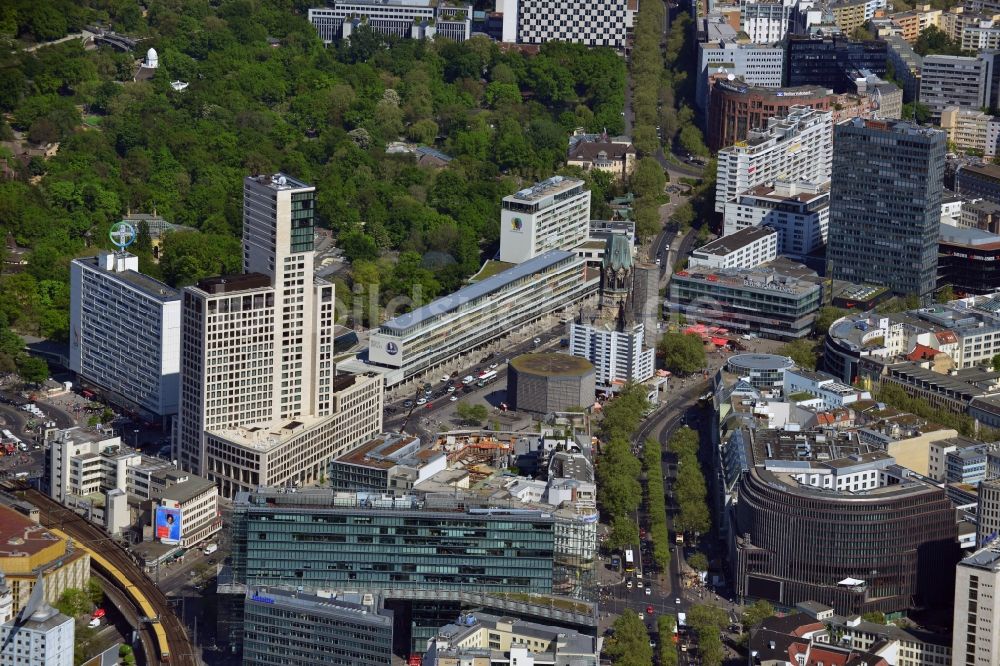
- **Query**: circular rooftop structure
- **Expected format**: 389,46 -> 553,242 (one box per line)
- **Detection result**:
508,353 -> 595,415
510,353 -> 594,377
727,354 -> 795,372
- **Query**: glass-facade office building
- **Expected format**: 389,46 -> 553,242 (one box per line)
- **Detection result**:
232,489 -> 556,593
243,587 -> 393,666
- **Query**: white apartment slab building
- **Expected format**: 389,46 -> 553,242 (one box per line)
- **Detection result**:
308,1 -> 472,43
688,225 -> 778,270
496,0 -> 628,48
723,181 -> 830,258
69,252 -> 180,422
366,250 -> 598,385
499,176 -> 591,264
568,319 -> 655,390
176,174 -> 383,499
740,0 -> 795,44
696,18 -> 785,111
714,107 -> 833,213
953,542 -> 1000,666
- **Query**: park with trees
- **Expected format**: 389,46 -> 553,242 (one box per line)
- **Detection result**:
0,0 -> 632,358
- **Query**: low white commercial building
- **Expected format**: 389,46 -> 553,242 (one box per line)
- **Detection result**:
783,368 -> 871,411
69,252 -> 180,422
365,250 -> 598,385
500,176 -> 591,265
714,107 -> 833,213
497,0 -> 628,48
688,225 -> 778,270
152,473 -> 221,549
423,612 -> 598,665
568,319 -> 655,390
723,181 -> 830,258
308,1 -> 472,43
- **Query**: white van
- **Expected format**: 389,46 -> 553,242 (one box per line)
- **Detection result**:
204,543 -> 218,555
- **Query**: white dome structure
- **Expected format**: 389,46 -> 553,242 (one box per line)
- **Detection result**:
146,47 -> 158,69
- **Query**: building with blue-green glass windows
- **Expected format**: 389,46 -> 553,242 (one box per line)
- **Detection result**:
243,587 -> 393,666
232,489 -> 556,594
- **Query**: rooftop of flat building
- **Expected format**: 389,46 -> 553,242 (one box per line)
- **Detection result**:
432,611 -> 596,656
838,116 -> 944,139
751,428 -> 888,467
195,272 -> 272,295
75,255 -> 180,302
691,226 -> 777,257
0,506 -> 61,560
886,361 -> 998,397
961,541 -> 1000,571
504,175 -> 584,203
245,172 -> 313,192
674,260 -> 821,297
246,587 -> 392,625
960,161 -> 1000,181
158,475 -> 216,505
379,249 -> 576,333
333,433 -> 433,471
738,180 -> 830,204
728,353 -> 796,371
236,488 -> 556,520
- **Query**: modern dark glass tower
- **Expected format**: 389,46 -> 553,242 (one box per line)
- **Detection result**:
827,118 -> 946,297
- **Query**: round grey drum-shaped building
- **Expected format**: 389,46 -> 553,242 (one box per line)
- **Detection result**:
726,353 -> 795,390
508,353 -> 596,414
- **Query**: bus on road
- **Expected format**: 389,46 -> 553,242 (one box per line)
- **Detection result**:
624,548 -> 635,572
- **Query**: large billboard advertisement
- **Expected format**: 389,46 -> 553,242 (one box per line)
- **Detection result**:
155,506 -> 182,545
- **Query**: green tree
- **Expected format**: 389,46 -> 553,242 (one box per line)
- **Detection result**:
779,338 -> 818,370
16,355 -> 48,385
741,599 -> 775,629
936,285 -> 955,303
631,158 -> 666,200
54,587 -> 90,617
85,578 -> 104,606
814,306 -> 848,336
914,25 -> 966,56
687,604 -> 728,666
604,610 -> 654,666
687,551 -> 709,572
658,614 -> 678,666
455,402 -> 489,425
861,611 -> 886,624
659,332 -> 706,374
607,514 -> 640,550
993,354 -> 1000,372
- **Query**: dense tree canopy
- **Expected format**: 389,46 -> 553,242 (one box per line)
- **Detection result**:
0,1 -> 626,338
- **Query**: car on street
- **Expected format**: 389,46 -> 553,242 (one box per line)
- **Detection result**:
675,598 -> 681,604
646,605 -> 655,615
403,400 -> 413,408
416,398 -> 427,406
626,580 -> 633,589
637,580 -> 643,589
639,612 -> 644,620
489,362 -> 499,370
447,386 -> 456,393
449,395 -> 458,402
645,587 -> 652,596
532,337 -> 541,345
441,375 -> 450,383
